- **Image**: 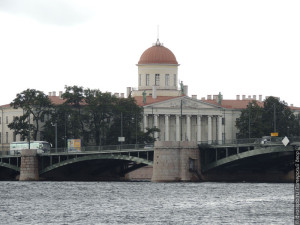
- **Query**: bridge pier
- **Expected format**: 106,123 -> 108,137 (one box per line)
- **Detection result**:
19,149 -> 39,181
152,141 -> 201,182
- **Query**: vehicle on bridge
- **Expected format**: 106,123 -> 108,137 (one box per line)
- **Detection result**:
10,141 -> 51,155
261,136 -> 271,144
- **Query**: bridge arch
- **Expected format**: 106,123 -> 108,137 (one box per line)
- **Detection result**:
203,145 -> 294,172
40,154 -> 153,175
0,162 -> 20,172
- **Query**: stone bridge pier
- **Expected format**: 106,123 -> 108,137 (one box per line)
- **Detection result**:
152,141 -> 201,182
19,149 -> 39,181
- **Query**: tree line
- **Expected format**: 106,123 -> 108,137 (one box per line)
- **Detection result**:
236,96 -> 300,138
8,86 -> 158,148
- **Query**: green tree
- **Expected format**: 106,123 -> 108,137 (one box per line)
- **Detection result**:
263,96 -> 300,136
107,97 -> 144,144
236,97 -> 300,138
61,85 -> 89,144
236,101 -> 265,138
8,115 -> 35,140
9,89 -> 52,141
136,127 -> 160,144
84,89 -> 118,145
41,105 -> 72,148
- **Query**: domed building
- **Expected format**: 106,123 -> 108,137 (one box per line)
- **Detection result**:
132,39 -> 183,97
130,39 -> 231,143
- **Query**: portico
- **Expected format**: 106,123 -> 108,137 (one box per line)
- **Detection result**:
142,96 -> 224,144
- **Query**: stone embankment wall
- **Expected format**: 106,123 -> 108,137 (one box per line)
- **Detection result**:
19,149 -> 39,181
152,141 -> 200,182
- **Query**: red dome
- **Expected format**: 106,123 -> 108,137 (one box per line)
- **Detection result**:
138,41 -> 178,65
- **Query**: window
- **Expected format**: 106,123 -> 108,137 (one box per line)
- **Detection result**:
146,74 -> 150,86
0,132 -> 1,144
155,74 -> 160,86
139,74 -> 142,86
174,74 -> 177,86
6,116 -> 8,124
6,132 -> 8,143
13,132 -> 16,142
165,74 -> 169,86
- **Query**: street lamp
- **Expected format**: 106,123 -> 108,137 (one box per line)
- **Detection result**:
52,122 -> 57,152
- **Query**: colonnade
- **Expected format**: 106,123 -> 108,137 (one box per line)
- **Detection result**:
143,114 -> 223,144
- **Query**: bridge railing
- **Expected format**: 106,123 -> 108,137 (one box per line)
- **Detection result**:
198,136 -> 300,146
46,143 -> 154,154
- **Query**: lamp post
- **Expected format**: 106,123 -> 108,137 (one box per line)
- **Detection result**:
52,122 -> 57,152
55,123 -> 57,152
274,103 -> 276,133
0,107 -> 3,150
28,112 -> 31,149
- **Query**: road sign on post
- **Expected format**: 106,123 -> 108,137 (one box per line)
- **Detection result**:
282,136 -> 289,146
271,132 -> 279,137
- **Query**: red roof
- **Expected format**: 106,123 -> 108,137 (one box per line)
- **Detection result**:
134,96 -> 267,109
138,43 -> 178,65
48,96 -> 66,105
2,96 -> 299,111
203,99 -> 264,109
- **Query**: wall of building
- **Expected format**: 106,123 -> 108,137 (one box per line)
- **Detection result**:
0,106 -> 23,149
137,64 -> 178,91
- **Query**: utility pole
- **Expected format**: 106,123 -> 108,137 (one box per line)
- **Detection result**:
248,106 -> 251,139
274,103 -> 276,132
181,99 -> 183,141
28,112 -> 31,149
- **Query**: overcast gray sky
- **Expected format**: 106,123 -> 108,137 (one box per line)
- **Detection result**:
0,0 -> 299,106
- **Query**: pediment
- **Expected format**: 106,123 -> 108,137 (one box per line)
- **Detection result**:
144,97 -> 222,110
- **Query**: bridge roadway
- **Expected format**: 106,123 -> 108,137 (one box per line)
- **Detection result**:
0,138 -> 299,181
199,138 -> 299,173
0,144 -> 154,179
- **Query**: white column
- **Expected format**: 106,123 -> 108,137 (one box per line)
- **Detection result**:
143,114 -> 148,132
186,115 -> 191,141
176,115 -> 180,141
218,116 -> 222,144
208,116 -> 212,144
154,114 -> 159,140
165,114 -> 169,141
197,115 -> 202,143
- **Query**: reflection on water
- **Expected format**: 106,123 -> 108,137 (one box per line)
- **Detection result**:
0,182 -> 293,224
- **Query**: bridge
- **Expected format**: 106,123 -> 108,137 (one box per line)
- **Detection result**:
0,144 -> 154,180
0,137 -> 299,181
198,137 -> 299,181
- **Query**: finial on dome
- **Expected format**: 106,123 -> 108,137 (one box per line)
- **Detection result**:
154,25 -> 163,46
156,38 -> 161,46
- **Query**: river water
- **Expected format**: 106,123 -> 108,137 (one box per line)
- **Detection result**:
0,182 -> 294,225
